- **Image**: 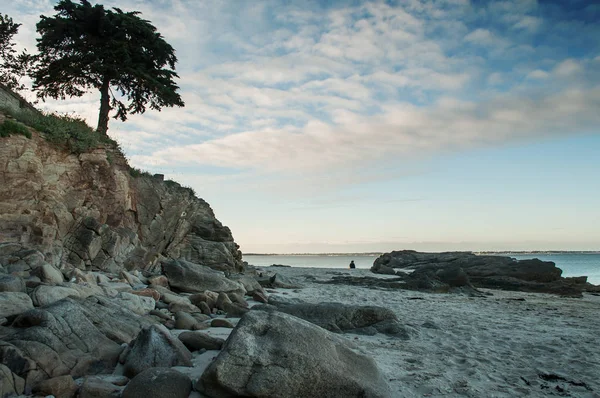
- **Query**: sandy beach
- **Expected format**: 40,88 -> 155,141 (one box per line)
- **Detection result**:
248,266 -> 600,397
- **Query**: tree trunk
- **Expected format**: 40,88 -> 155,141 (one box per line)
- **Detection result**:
97,77 -> 111,134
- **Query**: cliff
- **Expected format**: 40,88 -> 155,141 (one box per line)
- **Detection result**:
0,113 -> 243,274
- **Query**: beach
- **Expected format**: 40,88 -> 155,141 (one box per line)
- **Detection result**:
247,266 -> 600,397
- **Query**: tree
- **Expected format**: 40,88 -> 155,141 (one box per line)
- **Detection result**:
32,0 -> 184,134
0,13 -> 32,91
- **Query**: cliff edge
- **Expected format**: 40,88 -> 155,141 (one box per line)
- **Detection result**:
0,114 -> 243,274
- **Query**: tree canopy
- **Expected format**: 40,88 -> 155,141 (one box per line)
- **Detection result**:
0,13 -> 31,91
32,0 -> 184,134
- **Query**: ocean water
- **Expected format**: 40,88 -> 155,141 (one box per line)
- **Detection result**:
243,253 -> 600,285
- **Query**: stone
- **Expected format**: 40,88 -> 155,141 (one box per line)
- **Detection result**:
0,363 -> 25,397
123,324 -> 192,377
258,299 -> 411,338
224,302 -> 249,318
161,259 -> 244,294
0,274 -> 25,292
33,375 -> 77,397
215,292 -> 232,311
0,292 -> 34,318
189,292 -> 216,309
252,290 -> 268,303
174,311 -> 198,330
148,275 -> 169,287
178,331 -> 225,351
79,375 -> 126,398
122,367 -> 192,398
32,263 -> 64,284
198,310 -> 392,398
148,310 -> 171,321
120,270 -> 143,287
130,288 -> 160,302
227,292 -> 248,308
30,285 -> 81,307
115,292 -> 155,315
258,273 -> 302,289
210,318 -> 234,328
227,274 -> 264,294
197,301 -> 211,315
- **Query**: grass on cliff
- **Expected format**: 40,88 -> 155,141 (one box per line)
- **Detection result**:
0,119 -> 32,139
0,106 -> 118,153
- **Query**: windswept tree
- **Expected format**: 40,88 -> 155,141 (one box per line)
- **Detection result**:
32,0 -> 184,134
0,13 -> 32,91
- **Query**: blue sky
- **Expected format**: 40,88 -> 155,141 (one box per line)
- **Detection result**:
6,0 -> 600,252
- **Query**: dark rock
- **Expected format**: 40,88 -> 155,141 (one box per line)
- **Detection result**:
0,274 -> 25,292
33,375 -> 77,398
122,367 -> 192,398
197,301 -> 211,315
211,319 -> 234,328
252,290 -> 268,303
257,299 -> 411,338
0,292 -> 33,318
178,331 -> 225,351
0,363 -> 25,396
258,273 -> 302,289
198,310 -> 392,398
161,259 -> 244,294
227,273 -> 264,294
174,311 -> 198,330
215,292 -> 232,311
123,324 -> 192,377
78,375 -> 126,398
224,302 -> 249,318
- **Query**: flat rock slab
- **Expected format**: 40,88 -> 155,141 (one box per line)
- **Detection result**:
199,310 -> 392,398
162,259 -> 244,294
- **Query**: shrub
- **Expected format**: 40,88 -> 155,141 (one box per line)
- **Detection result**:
0,119 -> 31,138
129,167 -> 153,178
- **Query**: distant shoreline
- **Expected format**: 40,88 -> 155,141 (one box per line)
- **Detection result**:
244,251 -> 600,256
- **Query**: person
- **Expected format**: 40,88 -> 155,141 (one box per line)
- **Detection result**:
349,260 -> 356,269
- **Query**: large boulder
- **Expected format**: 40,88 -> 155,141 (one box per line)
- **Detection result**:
258,298 -> 410,338
0,274 -> 26,292
122,367 -> 192,398
0,363 -> 25,396
178,331 -> 225,351
1,296 -> 156,388
31,263 -> 64,284
0,292 -> 33,318
161,259 -> 244,294
30,285 -> 81,307
114,292 -> 155,315
199,311 -> 391,398
122,324 -> 192,378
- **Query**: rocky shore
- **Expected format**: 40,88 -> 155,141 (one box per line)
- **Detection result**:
1,123 -> 599,397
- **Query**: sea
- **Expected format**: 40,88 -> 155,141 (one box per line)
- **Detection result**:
243,252 -> 600,285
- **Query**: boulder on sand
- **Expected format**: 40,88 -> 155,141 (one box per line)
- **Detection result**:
122,367 -> 192,398
161,259 -> 244,294
198,310 -> 392,398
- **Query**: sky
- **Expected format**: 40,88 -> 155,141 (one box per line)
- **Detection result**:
5,0 -> 600,253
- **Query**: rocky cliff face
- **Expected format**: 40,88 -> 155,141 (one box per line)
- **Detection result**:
0,123 -> 242,274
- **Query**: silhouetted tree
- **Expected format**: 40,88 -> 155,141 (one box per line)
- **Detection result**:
0,13 -> 32,91
32,0 -> 184,134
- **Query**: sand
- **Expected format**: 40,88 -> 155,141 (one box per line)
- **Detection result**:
257,266 -> 600,398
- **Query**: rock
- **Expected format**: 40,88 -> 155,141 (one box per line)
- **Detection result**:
3,296 -> 155,386
258,273 -> 302,289
198,310 -> 392,398
252,290 -> 268,303
162,259 -> 244,294
0,292 -> 34,318
227,274 -> 264,294
0,363 -> 25,396
0,274 -> 26,292
215,292 -> 232,311
189,292 -> 217,309
178,331 -> 225,351
122,367 -> 192,398
115,292 -> 155,315
371,250 -> 579,295
227,292 -> 248,308
79,375 -> 127,398
120,270 -> 143,287
33,375 -> 77,397
210,318 -> 234,328
130,288 -> 160,302
32,263 -> 64,284
30,285 -> 81,307
149,310 -> 172,321
174,311 -> 199,330
147,275 -> 169,287
123,324 -> 192,377
224,302 -> 249,318
197,301 -> 211,315
258,299 -> 411,338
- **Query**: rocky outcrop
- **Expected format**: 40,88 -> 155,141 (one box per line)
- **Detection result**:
122,367 -> 192,398
198,310 -> 392,398
257,297 -> 411,338
0,130 -> 242,275
372,250 -> 590,296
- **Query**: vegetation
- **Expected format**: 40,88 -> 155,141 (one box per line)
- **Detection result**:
32,0 -> 184,134
0,106 -> 117,153
0,118 -> 31,138
0,13 -> 32,91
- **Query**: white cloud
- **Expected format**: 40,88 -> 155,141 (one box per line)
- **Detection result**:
553,59 -> 583,77
527,70 -> 549,79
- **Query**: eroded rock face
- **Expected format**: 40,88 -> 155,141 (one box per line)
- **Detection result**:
199,310 -> 392,398
0,132 -> 242,274
161,259 -> 245,294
